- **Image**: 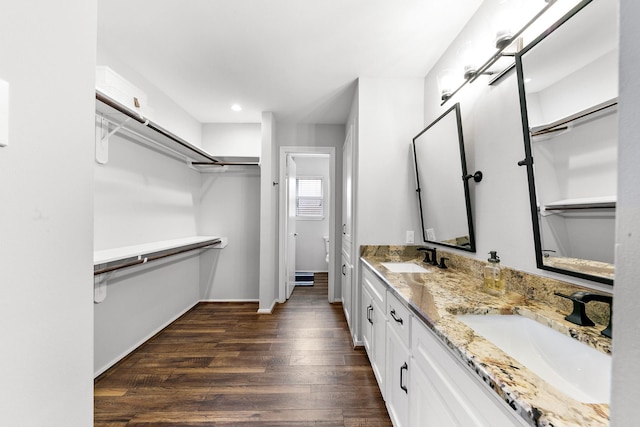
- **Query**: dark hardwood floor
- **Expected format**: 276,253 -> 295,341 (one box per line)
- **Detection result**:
94,273 -> 392,426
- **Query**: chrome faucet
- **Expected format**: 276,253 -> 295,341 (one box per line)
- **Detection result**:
555,291 -> 613,338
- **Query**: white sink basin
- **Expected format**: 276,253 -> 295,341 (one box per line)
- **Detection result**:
457,314 -> 611,404
381,262 -> 430,273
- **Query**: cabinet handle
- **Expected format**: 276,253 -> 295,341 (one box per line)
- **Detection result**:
342,264 -> 346,275
367,305 -> 373,324
400,362 -> 408,394
390,309 -> 404,325
343,224 -> 346,235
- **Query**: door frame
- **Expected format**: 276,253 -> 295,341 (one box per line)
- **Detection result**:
278,146 -> 336,303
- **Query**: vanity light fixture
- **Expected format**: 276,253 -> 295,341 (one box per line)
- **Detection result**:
437,69 -> 457,102
439,0 -> 557,106
231,103 -> 242,112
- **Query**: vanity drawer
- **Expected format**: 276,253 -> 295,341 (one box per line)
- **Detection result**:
386,291 -> 411,347
363,265 -> 387,308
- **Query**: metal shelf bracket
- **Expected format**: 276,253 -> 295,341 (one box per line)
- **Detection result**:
95,115 -> 132,164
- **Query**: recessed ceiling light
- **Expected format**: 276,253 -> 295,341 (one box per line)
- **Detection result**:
231,104 -> 242,112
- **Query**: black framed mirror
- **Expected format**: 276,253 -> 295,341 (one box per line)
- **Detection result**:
412,103 -> 480,252
516,0 -> 617,285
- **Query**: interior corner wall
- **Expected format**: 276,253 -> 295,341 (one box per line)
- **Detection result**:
199,124 -> 261,301
0,1 -> 96,425
610,0 -> 640,423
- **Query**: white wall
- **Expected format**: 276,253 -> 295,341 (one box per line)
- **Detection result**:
202,123 -> 261,158
259,112 -> 279,312
0,1 -> 96,425
94,47 -> 209,375
351,77 -> 424,342
418,0 -> 612,291
610,0 -> 640,423
356,78 -> 425,246
277,123 -> 345,299
93,131 -> 203,375
199,169 -> 261,300
294,156 -> 330,272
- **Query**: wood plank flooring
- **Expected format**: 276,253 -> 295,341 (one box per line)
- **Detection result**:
94,273 -> 392,426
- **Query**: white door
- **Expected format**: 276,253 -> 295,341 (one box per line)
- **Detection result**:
285,155 -> 297,299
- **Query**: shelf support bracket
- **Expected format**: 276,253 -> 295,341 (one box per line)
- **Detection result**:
95,115 -> 132,164
94,271 -> 110,303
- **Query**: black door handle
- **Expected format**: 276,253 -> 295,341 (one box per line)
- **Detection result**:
390,309 -> 403,325
367,305 -> 373,324
342,264 -> 346,275
400,362 -> 408,393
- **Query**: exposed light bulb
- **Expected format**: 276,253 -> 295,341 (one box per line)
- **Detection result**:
437,69 -> 457,102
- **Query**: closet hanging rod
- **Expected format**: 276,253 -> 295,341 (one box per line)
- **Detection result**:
96,91 -> 222,164
192,161 -> 260,167
94,238 -> 222,276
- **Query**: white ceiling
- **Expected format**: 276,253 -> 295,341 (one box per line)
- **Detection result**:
97,0 -> 483,124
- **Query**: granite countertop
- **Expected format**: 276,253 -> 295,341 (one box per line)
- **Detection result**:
360,251 -> 610,427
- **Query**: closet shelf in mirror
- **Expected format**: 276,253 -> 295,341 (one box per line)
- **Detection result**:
95,91 -> 259,169
543,196 -> 616,212
530,98 -> 617,138
94,236 -> 227,276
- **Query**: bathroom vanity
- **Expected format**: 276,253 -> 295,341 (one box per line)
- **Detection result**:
360,245 -> 610,427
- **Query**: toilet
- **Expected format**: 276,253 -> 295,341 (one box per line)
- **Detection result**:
323,236 -> 330,264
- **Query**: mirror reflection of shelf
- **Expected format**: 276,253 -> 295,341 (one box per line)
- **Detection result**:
543,196 -> 616,212
530,97 -> 618,139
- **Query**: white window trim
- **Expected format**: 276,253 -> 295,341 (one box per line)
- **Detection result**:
296,176 -> 325,220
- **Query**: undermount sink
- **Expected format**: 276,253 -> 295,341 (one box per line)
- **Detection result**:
456,314 -> 611,404
381,262 -> 430,273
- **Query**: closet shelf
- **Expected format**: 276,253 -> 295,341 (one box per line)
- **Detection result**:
543,196 -> 616,211
94,236 -> 227,276
530,97 -> 618,138
95,91 -> 259,168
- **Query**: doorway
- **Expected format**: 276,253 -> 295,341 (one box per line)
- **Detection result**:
278,146 -> 336,303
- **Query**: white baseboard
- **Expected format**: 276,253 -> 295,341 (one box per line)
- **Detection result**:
94,301 -> 199,378
199,298 -> 259,303
257,298 -> 278,314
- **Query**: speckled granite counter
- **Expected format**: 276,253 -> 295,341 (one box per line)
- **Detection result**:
361,245 -> 611,427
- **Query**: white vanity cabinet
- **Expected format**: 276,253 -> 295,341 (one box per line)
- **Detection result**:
385,292 -> 412,427
409,317 -> 528,427
360,260 -> 529,427
362,267 -> 387,393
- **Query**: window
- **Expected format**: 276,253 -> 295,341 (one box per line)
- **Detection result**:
296,177 -> 324,219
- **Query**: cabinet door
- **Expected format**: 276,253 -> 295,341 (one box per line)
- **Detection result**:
409,357 -> 466,426
410,318 -> 527,427
341,256 -> 352,329
371,298 -> 386,395
386,325 -> 410,427
361,286 -> 373,354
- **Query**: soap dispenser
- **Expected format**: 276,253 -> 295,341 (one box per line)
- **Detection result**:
483,251 -> 504,296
